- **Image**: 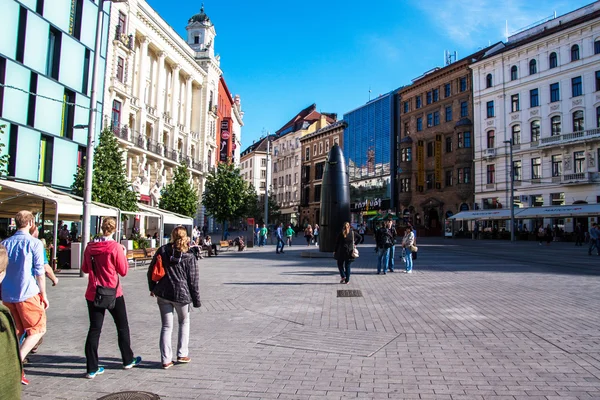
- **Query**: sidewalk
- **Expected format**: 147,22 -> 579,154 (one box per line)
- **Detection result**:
20,235 -> 600,399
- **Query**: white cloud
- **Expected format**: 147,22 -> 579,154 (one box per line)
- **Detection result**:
414,0 -> 566,47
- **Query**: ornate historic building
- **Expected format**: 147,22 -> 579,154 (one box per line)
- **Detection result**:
103,2 -> 242,223
398,47 -> 494,235
471,4 -> 600,234
299,120 -> 346,227
272,104 -> 336,226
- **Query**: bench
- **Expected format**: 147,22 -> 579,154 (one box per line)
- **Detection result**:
127,247 -> 157,270
219,240 -> 231,252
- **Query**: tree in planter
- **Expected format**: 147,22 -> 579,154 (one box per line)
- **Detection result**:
72,128 -> 138,212
0,125 -> 9,175
202,162 -> 247,237
159,163 -> 198,217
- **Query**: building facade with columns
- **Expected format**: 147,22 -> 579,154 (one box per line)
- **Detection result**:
470,3 -> 600,233
103,2 -> 242,226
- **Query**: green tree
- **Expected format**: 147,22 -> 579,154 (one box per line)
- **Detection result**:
202,162 -> 247,232
72,128 -> 138,211
240,183 -> 261,220
159,163 -> 199,217
265,190 -> 281,223
0,125 -> 9,175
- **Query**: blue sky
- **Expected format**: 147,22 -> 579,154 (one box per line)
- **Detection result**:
146,0 -> 593,150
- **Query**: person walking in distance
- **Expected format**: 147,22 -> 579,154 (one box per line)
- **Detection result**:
304,225 -> 313,246
313,224 -> 320,247
148,227 -> 201,369
333,222 -> 360,284
589,223 -> 600,256
537,224 -> 545,245
258,224 -> 268,247
0,243 -> 24,396
1,211 -> 49,385
285,224 -> 295,247
81,217 -> 141,379
574,223 -> 584,246
275,223 -> 285,254
402,225 -> 416,273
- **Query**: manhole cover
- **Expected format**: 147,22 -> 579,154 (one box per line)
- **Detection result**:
337,289 -> 362,297
97,392 -> 160,400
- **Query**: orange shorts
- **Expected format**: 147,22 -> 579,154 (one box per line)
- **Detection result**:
3,293 -> 47,337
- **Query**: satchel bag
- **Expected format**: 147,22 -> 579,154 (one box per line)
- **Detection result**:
91,256 -> 118,310
351,232 -> 360,259
409,244 -> 418,253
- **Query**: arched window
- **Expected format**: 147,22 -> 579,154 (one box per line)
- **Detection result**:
573,110 -> 584,132
551,116 -> 561,136
511,124 -> 521,145
486,73 -> 493,88
571,44 -> 580,61
530,120 -> 540,142
529,59 -> 537,75
549,52 -> 558,68
510,65 -> 518,80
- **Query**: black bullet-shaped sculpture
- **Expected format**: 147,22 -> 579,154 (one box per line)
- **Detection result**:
319,144 -> 351,253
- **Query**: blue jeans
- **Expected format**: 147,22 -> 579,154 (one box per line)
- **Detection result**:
276,237 -> 285,252
388,246 -> 395,271
337,259 -> 352,282
589,238 -> 600,255
405,249 -> 413,271
259,236 -> 266,246
377,247 -> 390,273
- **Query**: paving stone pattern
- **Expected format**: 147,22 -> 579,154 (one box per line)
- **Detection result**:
18,237 -> 600,399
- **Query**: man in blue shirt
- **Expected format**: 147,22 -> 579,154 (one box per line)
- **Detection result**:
1,211 -> 49,385
275,223 -> 285,254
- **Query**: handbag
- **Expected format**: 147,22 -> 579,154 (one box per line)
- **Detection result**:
151,254 -> 165,282
409,244 -> 418,253
91,256 -> 118,310
351,232 -> 360,259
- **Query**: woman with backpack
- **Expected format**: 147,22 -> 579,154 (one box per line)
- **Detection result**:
147,227 -> 201,369
333,222 -> 360,284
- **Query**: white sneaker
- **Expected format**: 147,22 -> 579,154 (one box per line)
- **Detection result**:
406,270 -> 412,274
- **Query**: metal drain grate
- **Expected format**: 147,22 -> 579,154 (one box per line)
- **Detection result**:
97,392 -> 161,400
337,289 -> 362,297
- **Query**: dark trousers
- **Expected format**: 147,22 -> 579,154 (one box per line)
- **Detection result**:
85,297 -> 134,373
337,259 -> 352,282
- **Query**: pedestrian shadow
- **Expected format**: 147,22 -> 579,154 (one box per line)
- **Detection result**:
223,282 -> 339,286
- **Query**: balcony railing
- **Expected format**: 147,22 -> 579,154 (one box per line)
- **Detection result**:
539,128 -> 600,147
114,25 -> 134,50
482,148 -> 496,158
562,172 -> 600,184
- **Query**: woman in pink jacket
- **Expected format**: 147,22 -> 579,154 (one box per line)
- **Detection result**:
81,217 -> 141,379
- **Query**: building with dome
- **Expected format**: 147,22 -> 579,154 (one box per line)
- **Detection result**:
103,1 -> 243,230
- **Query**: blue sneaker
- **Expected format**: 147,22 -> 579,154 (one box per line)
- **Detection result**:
86,367 -> 105,379
123,356 -> 142,369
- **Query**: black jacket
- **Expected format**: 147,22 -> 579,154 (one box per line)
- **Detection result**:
334,231 -> 360,261
147,244 -> 201,307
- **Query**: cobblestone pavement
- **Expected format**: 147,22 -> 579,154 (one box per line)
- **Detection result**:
19,236 -> 600,399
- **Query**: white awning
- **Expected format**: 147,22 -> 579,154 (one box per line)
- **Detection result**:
0,179 -> 118,219
137,203 -> 193,226
514,204 -> 600,219
448,209 -> 514,221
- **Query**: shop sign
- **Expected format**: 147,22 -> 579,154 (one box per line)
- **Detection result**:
354,197 -> 382,211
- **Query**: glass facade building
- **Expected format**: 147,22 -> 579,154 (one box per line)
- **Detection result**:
343,89 -> 399,219
0,0 -> 109,188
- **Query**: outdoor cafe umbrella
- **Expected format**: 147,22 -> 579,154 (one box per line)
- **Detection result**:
367,213 -> 383,221
382,213 -> 399,220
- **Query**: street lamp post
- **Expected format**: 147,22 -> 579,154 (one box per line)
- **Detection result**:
503,139 -> 515,241
264,135 -> 271,227
81,0 -> 127,276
